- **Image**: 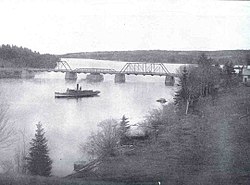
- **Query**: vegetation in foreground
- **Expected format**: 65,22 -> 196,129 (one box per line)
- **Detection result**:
72,54 -> 250,184
26,123 -> 52,177
0,174 -> 146,185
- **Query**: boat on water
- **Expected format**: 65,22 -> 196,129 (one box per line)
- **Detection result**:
55,84 -> 100,98
156,98 -> 167,103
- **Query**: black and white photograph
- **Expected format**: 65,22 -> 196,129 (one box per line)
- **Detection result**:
0,0 -> 250,184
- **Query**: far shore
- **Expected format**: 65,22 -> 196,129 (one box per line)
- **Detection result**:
59,49 -> 250,65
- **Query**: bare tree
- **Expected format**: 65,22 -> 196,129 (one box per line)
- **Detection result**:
175,55 -> 221,114
14,128 -> 28,174
0,106 -> 15,150
80,119 -> 120,160
0,160 -> 14,174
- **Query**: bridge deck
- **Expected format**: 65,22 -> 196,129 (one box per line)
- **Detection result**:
0,67 -> 178,77
22,68 -> 177,76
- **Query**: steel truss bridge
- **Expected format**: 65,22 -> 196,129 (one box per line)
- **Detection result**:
119,63 -> 173,76
26,61 -> 177,77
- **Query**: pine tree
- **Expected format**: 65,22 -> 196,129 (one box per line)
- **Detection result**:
174,66 -> 189,110
27,123 -> 52,176
197,53 -> 211,66
246,54 -> 250,66
119,115 -> 130,145
222,61 -> 236,88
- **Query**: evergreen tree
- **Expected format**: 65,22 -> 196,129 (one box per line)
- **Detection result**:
197,53 -> 212,66
223,61 -> 235,76
174,65 -> 204,114
222,61 -> 236,88
27,123 -> 52,176
119,115 -> 130,145
246,54 -> 250,66
174,66 -> 189,110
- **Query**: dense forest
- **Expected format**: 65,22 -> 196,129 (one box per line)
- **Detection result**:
61,50 -> 250,65
0,45 -> 59,68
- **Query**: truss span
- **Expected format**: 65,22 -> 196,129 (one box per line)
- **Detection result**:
73,68 -> 117,74
26,61 -> 176,76
56,61 -> 72,71
119,63 -> 171,76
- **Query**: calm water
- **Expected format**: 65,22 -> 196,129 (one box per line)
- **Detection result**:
0,59 -> 183,176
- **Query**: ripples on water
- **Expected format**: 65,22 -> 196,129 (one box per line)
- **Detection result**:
0,59 -> 183,176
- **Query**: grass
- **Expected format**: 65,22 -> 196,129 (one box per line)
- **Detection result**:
69,84 -> 250,184
0,174 -> 159,185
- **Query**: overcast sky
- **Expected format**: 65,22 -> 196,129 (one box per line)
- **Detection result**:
0,0 -> 250,54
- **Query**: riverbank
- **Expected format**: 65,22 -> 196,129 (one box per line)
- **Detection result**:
68,84 -> 250,184
0,174 -> 128,185
0,174 -> 158,185
0,68 -> 35,79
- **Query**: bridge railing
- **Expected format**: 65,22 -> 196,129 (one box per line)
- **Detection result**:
73,68 -> 117,74
120,63 -> 171,75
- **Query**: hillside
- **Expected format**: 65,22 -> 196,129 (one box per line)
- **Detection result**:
60,50 -> 250,65
69,85 -> 250,184
0,45 -> 59,68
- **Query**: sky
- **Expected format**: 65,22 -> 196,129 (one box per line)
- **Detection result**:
0,0 -> 250,54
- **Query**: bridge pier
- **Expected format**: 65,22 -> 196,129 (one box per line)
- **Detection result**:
65,71 -> 77,80
86,73 -> 104,82
114,73 -> 125,83
165,76 -> 175,86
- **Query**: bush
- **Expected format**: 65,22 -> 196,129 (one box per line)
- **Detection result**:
80,119 -> 120,159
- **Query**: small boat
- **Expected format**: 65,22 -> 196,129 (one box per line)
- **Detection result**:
55,84 -> 100,98
156,98 -> 167,103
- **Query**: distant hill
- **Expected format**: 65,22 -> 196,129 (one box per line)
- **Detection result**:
60,50 -> 250,65
0,45 -> 59,68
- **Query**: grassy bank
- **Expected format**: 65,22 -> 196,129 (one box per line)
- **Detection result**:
70,84 -> 250,184
0,174 -> 157,185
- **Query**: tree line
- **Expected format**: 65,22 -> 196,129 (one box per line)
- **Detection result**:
174,53 -> 241,115
61,50 -> 250,65
0,44 -> 59,68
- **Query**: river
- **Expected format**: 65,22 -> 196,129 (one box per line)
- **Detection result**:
0,58 -> 183,176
